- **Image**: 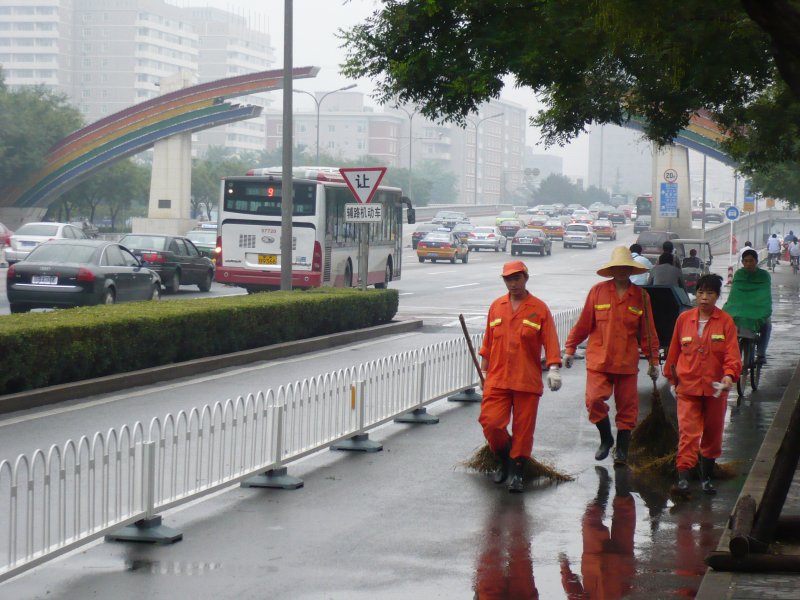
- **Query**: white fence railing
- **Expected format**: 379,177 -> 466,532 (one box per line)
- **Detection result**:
0,307 -> 581,582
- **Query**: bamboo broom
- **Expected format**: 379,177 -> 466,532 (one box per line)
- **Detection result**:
458,314 -> 574,483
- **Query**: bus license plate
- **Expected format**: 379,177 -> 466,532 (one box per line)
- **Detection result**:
257,254 -> 278,265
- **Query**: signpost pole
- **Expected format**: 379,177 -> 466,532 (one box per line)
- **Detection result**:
359,224 -> 368,290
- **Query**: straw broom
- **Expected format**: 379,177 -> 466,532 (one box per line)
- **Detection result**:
629,290 -> 679,467
458,314 -> 574,484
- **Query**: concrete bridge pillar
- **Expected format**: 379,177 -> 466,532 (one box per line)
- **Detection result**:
131,70 -> 197,235
650,144 -> 694,237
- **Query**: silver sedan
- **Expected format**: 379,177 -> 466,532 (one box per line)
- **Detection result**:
467,226 -> 508,252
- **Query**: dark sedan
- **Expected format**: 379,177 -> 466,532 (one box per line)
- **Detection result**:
6,240 -> 161,313
511,228 -> 552,256
411,223 -> 440,249
118,234 -> 215,293
498,219 -> 526,239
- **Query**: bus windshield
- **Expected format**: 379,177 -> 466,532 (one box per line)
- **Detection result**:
223,180 -> 317,216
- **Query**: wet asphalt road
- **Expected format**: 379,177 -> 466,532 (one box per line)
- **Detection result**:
1,227 -> 798,598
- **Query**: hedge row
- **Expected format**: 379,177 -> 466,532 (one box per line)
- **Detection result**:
0,288 -> 398,395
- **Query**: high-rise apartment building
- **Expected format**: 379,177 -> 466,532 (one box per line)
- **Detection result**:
0,0 -> 273,156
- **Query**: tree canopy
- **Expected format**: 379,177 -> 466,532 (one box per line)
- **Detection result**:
341,0 -> 800,198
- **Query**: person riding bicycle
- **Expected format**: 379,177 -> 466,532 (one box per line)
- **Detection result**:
766,234 -> 782,267
789,239 -> 800,268
783,230 -> 797,245
723,248 -> 772,364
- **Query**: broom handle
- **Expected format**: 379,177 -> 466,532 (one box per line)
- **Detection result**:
459,314 -> 485,386
641,289 -> 664,410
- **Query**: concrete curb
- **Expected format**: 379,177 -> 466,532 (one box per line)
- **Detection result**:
696,356 -> 800,598
0,318 -> 423,416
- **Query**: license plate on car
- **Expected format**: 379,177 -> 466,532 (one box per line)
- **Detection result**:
257,254 -> 278,265
519,238 -> 531,243
32,275 -> 58,285
428,252 -> 439,257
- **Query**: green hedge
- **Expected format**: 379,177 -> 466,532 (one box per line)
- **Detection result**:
0,288 -> 398,395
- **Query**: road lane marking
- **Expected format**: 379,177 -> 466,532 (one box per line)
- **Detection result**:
444,283 -> 480,289
443,314 -> 485,327
398,292 -> 414,296
0,332 -> 422,427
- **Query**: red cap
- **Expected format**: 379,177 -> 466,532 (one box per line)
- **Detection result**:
501,260 -> 528,277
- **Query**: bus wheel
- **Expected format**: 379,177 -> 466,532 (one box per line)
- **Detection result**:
375,260 -> 392,289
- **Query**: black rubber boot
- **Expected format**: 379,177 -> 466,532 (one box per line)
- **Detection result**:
700,456 -> 717,495
594,417 -> 614,461
508,459 -> 525,493
671,469 -> 691,496
493,443 -> 511,484
614,466 -> 631,497
613,429 -> 631,467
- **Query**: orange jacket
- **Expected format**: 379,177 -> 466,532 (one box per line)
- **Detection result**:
663,307 -> 741,396
479,292 -> 561,394
565,280 -> 659,374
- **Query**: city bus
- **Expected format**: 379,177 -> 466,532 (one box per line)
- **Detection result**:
214,167 -> 414,292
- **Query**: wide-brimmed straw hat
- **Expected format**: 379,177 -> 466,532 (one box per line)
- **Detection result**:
596,246 -> 650,277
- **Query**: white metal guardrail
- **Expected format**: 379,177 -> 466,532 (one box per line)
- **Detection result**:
0,307 -> 582,582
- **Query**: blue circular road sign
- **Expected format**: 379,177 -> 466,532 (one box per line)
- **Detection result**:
725,206 -> 740,221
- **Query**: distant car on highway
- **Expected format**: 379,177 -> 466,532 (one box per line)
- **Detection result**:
451,223 -> 475,244
636,230 -> 680,262
592,219 -> 617,240
563,223 -> 597,249
527,214 -> 549,228
118,233 -> 215,293
6,222 -> 89,265
468,226 -> 508,252
633,215 -> 651,234
185,228 -> 217,260
416,230 -> 469,263
498,219 -> 526,239
704,208 -> 725,224
6,239 -> 161,313
607,209 -> 627,225
495,210 -> 518,226
411,223 -> 439,249
542,220 -> 565,240
431,211 -> 469,230
511,228 -> 552,256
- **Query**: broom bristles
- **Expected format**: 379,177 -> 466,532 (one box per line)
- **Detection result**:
631,450 -> 740,480
463,443 -> 574,483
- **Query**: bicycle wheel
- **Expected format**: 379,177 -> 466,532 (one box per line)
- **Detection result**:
751,357 -> 762,391
737,339 -> 751,397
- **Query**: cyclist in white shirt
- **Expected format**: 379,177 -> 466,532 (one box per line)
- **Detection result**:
766,234 -> 782,268
789,240 -> 800,268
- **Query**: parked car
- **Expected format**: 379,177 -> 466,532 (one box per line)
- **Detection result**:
411,223 -> 440,249
6,239 -> 161,313
636,230 -> 680,262
607,209 -> 627,225
542,220 -> 565,240
592,219 -> 617,240
6,222 -> 89,265
511,228 -> 552,256
498,219 -> 525,239
633,215 -> 651,234
451,223 -> 475,244
495,210 -> 518,226
467,226 -> 508,252
563,223 -> 597,248
416,231 -> 469,263
118,233 -> 215,293
185,228 -> 218,259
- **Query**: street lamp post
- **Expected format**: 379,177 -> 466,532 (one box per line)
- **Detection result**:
468,112 -> 504,205
293,83 -> 357,164
396,105 -> 418,196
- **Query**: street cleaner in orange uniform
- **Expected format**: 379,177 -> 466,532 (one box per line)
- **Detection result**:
564,246 -> 660,466
479,260 -> 563,493
663,274 -> 741,495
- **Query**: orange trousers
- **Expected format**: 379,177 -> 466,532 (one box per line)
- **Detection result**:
479,387 -> 540,460
585,370 -> 639,430
676,392 -> 728,472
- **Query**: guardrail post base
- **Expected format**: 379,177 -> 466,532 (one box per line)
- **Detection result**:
105,515 -> 182,545
448,387 -> 482,403
331,433 -> 382,452
241,467 -> 303,490
394,407 -> 439,424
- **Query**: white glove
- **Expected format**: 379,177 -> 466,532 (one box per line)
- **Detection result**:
647,363 -> 659,381
563,353 -> 575,369
670,385 -> 677,398
547,366 -> 562,391
712,381 -> 724,398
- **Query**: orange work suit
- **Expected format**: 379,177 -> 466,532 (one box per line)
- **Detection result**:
479,291 -> 561,460
663,307 -> 741,471
565,280 -> 659,429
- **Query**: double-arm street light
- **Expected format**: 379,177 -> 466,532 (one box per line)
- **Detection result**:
293,83 -> 357,164
468,112 -> 504,205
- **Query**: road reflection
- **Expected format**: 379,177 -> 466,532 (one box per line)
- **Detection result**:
473,495 -> 538,599
560,467 -> 636,599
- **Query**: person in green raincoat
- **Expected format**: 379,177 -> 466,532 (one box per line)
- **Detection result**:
723,249 -> 772,363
